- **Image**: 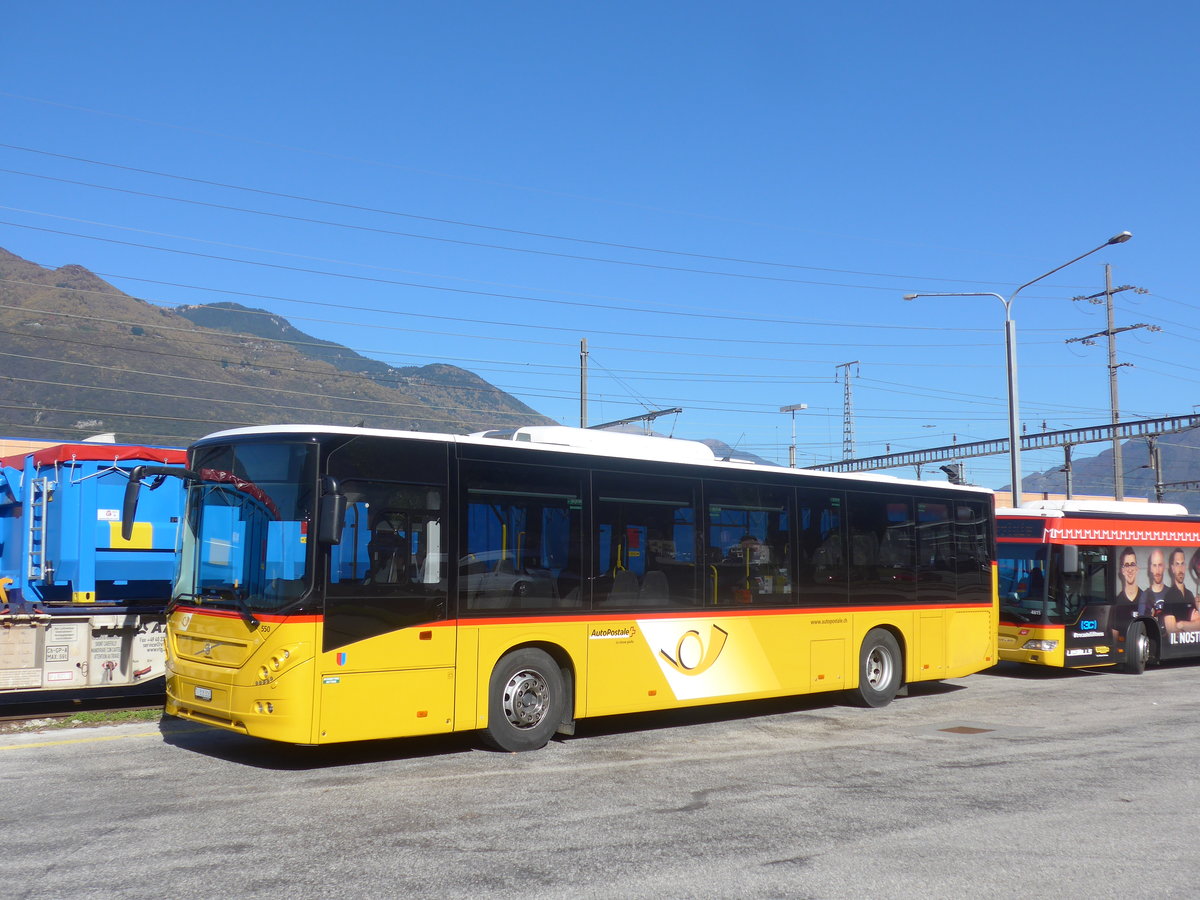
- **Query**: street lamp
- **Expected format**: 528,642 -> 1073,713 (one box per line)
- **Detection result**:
904,231 -> 1131,507
779,403 -> 808,467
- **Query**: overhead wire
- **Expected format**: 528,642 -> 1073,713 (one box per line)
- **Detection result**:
0,128 -> 1187,463
0,164 -> 1029,290
0,272 -> 1000,350
0,141 -> 1077,289
0,213 -> 1044,336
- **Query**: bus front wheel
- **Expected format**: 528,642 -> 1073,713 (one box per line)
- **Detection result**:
482,648 -> 565,752
1125,621 -> 1150,675
853,629 -> 902,708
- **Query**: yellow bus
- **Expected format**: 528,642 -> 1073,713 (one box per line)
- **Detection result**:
124,425 -> 997,751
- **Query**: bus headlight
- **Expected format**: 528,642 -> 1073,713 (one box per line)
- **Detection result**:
254,701 -> 275,714
1022,639 -> 1058,651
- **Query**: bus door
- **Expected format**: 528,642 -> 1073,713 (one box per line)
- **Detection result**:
324,476 -> 451,665
1055,545 -> 1115,667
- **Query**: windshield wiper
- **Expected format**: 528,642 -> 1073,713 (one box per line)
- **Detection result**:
199,588 -> 261,630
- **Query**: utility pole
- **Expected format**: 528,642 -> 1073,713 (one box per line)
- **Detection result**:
1067,266 -> 1153,500
836,361 -> 859,460
1147,436 -> 1164,503
779,403 -> 808,467
580,338 -> 588,428
1062,444 -> 1073,499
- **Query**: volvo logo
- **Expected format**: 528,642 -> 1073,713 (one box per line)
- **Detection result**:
196,641 -> 218,658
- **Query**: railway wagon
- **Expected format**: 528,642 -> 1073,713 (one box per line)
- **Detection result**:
0,441 -> 185,702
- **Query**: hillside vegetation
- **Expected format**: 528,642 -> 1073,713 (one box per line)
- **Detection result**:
0,247 -> 552,446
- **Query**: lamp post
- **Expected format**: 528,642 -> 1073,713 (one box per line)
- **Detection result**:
904,231 -> 1131,507
779,403 -> 808,467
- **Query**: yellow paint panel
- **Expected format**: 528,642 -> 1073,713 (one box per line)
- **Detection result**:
318,668 -> 455,742
585,621 -> 675,716
947,609 -> 996,675
111,521 -> 151,549
454,627 -> 481,730
810,638 -> 846,685
317,625 -> 456,672
917,613 -> 947,677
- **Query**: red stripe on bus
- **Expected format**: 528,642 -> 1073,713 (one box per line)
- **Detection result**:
458,603 -> 994,627
171,606 -> 323,625
173,602 -> 994,628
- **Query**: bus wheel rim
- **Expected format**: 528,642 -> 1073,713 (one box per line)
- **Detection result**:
866,647 -> 892,689
502,669 -> 550,729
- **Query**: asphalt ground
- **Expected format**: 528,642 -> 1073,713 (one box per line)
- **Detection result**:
4,661 -> 1197,899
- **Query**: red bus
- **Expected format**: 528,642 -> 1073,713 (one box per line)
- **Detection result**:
998,501 -> 1200,673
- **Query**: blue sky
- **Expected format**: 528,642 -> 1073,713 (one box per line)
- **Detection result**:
2,2 -> 1196,491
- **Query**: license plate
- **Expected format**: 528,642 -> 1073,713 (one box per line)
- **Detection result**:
194,686 -> 213,702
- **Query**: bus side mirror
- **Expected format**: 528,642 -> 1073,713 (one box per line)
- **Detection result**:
318,476 -> 346,545
121,468 -> 144,542
1062,545 -> 1079,574
122,464 -> 197,541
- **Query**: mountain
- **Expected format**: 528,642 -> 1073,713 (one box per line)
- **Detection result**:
175,301 -> 409,383
170,300 -> 544,427
1022,428 -> 1200,512
0,247 -> 553,446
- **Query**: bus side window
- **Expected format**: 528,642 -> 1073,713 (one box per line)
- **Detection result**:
326,487 -> 445,595
593,472 -> 700,608
917,500 -> 956,604
460,461 -> 584,613
846,492 -> 917,604
330,500 -> 371,583
796,488 -> 847,605
954,501 -> 992,606
705,481 -> 793,606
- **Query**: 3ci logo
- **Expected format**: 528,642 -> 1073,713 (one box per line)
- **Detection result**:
658,625 -> 729,675
1081,620 -> 1098,630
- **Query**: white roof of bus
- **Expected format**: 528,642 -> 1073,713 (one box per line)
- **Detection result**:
997,499 -> 1191,518
198,423 -> 992,494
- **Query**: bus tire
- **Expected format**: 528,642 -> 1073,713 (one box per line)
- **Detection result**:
482,648 -> 564,752
1125,621 -> 1149,675
853,629 -> 902,708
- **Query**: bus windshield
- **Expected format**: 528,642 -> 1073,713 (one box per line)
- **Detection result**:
174,441 -> 316,615
998,543 -> 1049,622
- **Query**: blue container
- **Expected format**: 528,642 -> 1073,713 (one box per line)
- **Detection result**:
0,442 -> 186,699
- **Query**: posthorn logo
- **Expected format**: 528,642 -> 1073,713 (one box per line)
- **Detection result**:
658,625 -> 729,676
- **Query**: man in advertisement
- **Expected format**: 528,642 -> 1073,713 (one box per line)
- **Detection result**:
1111,547 -> 1145,642
1145,549 -> 1171,618
1163,548 -> 1200,634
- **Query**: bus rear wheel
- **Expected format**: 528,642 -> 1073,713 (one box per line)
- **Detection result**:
482,648 -> 564,752
1125,621 -> 1150,675
853,629 -> 902,708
